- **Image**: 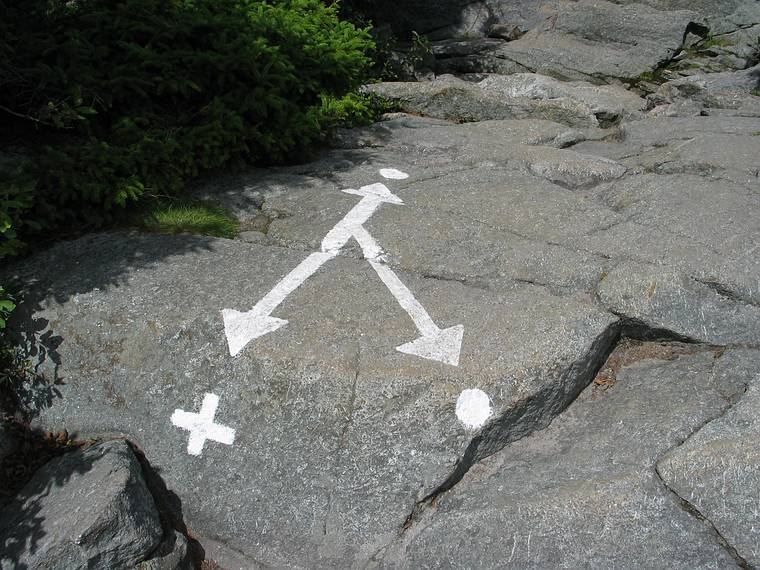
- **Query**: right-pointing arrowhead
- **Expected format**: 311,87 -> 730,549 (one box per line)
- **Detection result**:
222,308 -> 288,357
396,324 -> 464,366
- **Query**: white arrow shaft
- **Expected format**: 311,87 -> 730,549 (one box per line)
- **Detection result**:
255,251 -> 336,315
223,173 -> 464,364
322,196 -> 383,254
248,196 -> 385,319
351,225 -> 385,261
369,260 -> 440,336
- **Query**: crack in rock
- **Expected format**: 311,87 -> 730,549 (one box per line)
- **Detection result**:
653,380 -> 754,570
399,317 -> 718,535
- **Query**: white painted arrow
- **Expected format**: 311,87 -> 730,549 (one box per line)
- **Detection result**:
224,182 -> 404,357
223,251 -> 336,356
222,169 -> 465,366
321,182 -> 403,259
369,260 -> 464,366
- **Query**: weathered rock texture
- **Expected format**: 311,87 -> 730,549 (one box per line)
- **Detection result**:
379,344 -> 752,568
365,73 -> 645,126
7,106 -> 759,566
0,440 -> 163,570
377,0 -> 760,85
658,350 -> 760,568
135,531 -> 193,570
3,0 -> 760,566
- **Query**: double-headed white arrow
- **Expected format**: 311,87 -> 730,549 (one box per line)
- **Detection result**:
222,173 -> 464,366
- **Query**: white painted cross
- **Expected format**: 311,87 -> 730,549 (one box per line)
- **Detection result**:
171,393 -> 236,456
222,168 -> 465,365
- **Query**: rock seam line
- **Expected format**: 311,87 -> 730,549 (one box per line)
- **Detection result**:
652,378 -> 753,569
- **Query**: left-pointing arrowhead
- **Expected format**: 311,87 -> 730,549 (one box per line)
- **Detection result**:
396,324 -> 464,366
222,308 -> 288,357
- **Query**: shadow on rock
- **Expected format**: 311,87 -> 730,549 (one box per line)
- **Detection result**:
1,313 -> 64,420
1,232 -> 218,417
129,440 -> 206,566
0,436 -> 199,570
0,428 -> 91,569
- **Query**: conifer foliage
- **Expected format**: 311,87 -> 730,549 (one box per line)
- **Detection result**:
0,0 -> 374,237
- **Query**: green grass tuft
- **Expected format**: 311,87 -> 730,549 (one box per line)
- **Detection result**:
138,201 -> 239,239
701,36 -> 735,48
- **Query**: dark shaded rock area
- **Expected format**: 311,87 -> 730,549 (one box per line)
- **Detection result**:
0,440 -> 162,569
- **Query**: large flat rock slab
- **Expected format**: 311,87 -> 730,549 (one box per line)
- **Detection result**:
598,261 -> 760,346
6,111 -> 760,567
11,228 -> 615,567
375,0 -> 707,82
441,1 -> 696,81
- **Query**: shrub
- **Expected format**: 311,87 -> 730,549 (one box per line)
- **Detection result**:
0,162 -> 37,259
0,0 -> 375,235
319,92 -> 399,129
0,289 -> 14,332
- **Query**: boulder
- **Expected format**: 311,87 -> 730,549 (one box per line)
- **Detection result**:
0,440 -> 163,570
10,228 -> 619,568
649,65 -> 760,116
420,0 -> 698,81
478,74 -> 646,125
489,1 -> 697,82
486,22 -> 524,41
364,0 -> 755,80
136,530 -> 194,570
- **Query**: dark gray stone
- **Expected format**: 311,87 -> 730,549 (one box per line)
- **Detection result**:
0,422 -> 18,468
487,22 -> 524,41
5,87 -> 760,568
430,38 -> 505,59
366,75 -> 597,125
10,229 -> 617,567
0,440 -> 162,570
135,530 -> 193,570
598,260 -> 760,346
668,64 -> 760,95
474,1 -> 696,81
650,64 -> 760,116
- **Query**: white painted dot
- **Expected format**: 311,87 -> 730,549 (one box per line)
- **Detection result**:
456,389 -> 492,430
379,168 -> 409,180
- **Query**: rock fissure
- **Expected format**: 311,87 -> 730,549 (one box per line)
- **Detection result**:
652,381 -> 754,570
400,318 -> 719,534
128,438 -> 201,567
462,214 -> 615,261
250,222 -> 601,296
338,365 -> 360,451
694,278 -> 760,310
